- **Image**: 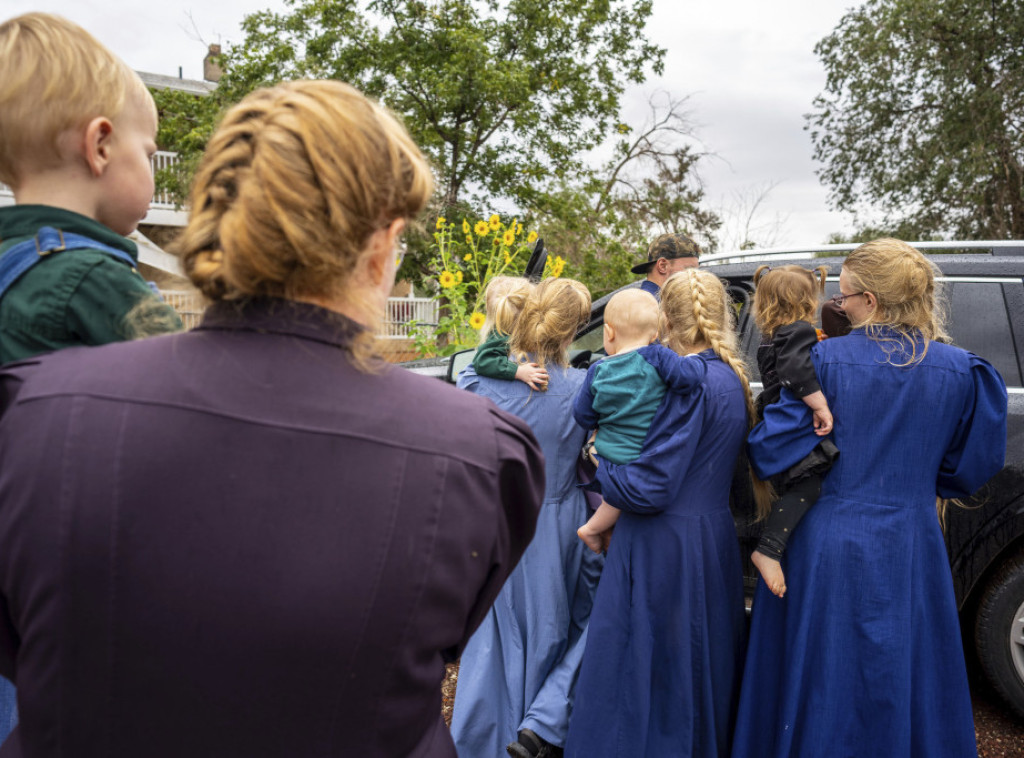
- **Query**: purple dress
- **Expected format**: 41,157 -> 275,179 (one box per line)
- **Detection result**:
0,298 -> 543,757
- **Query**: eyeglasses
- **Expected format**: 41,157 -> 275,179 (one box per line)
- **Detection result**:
830,291 -> 866,307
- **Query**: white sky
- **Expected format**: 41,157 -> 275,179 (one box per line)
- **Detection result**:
4,0 -> 861,247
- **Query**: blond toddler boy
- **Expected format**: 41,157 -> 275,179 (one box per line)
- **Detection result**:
573,288 -> 707,552
0,12 -> 182,364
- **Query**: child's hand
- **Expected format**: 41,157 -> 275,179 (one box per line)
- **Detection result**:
813,407 -> 833,436
515,362 -> 549,391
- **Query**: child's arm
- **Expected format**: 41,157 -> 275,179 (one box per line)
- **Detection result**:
801,390 -> 833,435
773,322 -> 832,434
638,343 -> 707,394
473,330 -> 520,381
572,364 -> 602,431
475,329 -> 547,388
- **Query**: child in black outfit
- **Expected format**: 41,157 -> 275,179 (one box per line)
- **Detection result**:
751,265 -> 847,598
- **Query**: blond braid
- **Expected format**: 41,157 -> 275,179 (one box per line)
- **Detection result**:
171,80 -> 433,371
663,270 -> 775,517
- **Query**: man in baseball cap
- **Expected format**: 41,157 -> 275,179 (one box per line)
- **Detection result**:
633,233 -> 701,299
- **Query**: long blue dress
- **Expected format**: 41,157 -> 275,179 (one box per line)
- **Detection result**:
733,328 -> 1007,758
451,363 -> 603,756
564,351 -> 748,758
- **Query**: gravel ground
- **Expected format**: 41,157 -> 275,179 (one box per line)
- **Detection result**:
442,662 -> 1024,753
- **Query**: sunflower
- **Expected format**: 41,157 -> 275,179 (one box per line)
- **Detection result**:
439,270 -> 456,289
502,229 -> 515,246
435,216 -> 446,230
469,312 -> 486,330
462,219 -> 470,234
488,214 -> 502,231
516,223 -> 523,236
456,270 -> 464,283
474,220 -> 489,236
464,253 -> 473,261
527,231 -> 538,244
465,235 -> 473,244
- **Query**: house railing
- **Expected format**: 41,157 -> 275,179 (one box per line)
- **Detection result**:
382,296 -> 437,339
159,288 -> 437,339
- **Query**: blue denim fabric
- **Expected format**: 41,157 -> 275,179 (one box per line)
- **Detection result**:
0,676 -> 17,745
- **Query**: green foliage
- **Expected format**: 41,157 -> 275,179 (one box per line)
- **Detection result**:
149,87 -> 228,206
224,0 -> 664,210
808,0 -> 1024,239
412,213 -> 565,355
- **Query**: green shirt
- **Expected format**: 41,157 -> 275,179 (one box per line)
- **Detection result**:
473,329 -> 519,381
0,205 -> 183,363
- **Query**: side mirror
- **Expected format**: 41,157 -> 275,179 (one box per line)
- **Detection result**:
524,238 -> 548,282
446,348 -> 476,384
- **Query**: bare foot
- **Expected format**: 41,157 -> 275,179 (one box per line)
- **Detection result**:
577,525 -> 605,554
752,551 -> 787,598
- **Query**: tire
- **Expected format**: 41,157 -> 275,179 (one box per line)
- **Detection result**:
975,547 -> 1024,719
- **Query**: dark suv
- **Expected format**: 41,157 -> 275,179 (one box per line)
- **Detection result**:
406,240 -> 1024,718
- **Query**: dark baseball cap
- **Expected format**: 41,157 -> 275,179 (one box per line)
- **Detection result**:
631,233 -> 702,275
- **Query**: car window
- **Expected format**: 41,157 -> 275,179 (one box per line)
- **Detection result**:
571,319 -> 606,356
945,281 -> 1022,387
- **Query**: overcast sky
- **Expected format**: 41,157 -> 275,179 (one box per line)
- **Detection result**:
5,0 -> 861,248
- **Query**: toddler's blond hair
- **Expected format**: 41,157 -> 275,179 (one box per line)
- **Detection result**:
604,288 -> 660,344
481,276 -> 533,337
0,12 -> 151,187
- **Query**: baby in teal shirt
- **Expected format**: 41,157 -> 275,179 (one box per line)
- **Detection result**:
574,288 -> 707,552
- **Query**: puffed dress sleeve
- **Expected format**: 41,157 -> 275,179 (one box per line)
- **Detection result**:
937,354 -> 1008,498
592,388 -> 706,515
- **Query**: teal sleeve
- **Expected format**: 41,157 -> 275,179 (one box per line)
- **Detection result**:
66,258 -> 183,345
473,331 -> 519,381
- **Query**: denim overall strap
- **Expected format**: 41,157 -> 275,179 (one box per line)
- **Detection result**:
0,226 -> 149,301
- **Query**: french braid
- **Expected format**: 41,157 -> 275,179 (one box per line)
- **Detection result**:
171,80 -> 433,370
663,269 -> 775,517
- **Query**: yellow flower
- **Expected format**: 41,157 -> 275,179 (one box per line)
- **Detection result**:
435,216 -> 446,230
504,252 -> 511,263
439,270 -> 456,289
493,237 -> 501,246
465,235 -> 473,244
462,220 -> 470,234
502,229 -> 515,246
516,223 -> 523,236
474,220 -> 489,236
527,231 -> 538,243
469,312 -> 486,330
456,270 -> 464,283
464,253 -> 473,261
488,214 -> 501,231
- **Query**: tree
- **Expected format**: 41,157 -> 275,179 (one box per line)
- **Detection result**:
807,0 -> 1024,239
532,92 -> 721,298
222,0 -> 664,211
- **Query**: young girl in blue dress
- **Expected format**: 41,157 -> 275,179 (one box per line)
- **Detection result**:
749,264 -> 840,597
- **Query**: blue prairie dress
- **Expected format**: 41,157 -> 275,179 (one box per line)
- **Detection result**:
733,327 -> 1007,758
564,351 -> 749,758
451,363 -> 604,756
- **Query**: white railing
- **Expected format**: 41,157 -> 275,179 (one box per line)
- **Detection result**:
157,290 -> 438,338
383,296 -> 437,339
160,289 -> 204,330
150,151 -> 180,209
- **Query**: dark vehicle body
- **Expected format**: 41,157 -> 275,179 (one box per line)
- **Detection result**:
403,240 -> 1024,718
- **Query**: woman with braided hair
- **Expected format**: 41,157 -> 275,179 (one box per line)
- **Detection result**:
565,268 -> 766,758
0,80 -> 546,757
452,277 -> 604,758
733,239 -> 1006,758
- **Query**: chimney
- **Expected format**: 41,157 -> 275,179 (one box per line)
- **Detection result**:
203,44 -> 223,83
